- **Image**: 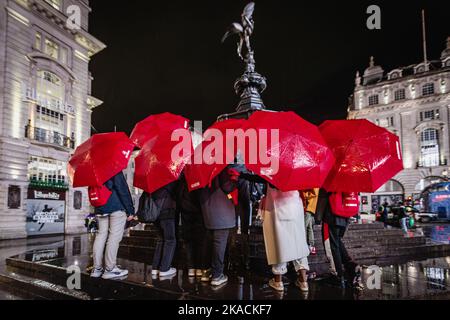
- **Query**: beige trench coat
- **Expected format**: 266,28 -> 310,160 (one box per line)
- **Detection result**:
260,187 -> 310,266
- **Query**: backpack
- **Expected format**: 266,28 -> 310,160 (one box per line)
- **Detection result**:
88,185 -> 112,207
136,192 -> 161,223
329,192 -> 359,218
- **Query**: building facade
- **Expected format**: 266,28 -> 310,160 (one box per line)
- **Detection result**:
0,0 -> 105,239
348,37 -> 450,213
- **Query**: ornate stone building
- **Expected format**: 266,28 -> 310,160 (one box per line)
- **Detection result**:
0,0 -> 105,239
348,37 -> 450,213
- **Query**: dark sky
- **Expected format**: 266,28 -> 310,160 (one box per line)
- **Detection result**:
88,0 -> 450,134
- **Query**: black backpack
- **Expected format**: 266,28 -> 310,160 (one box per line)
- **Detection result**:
136,192 -> 161,223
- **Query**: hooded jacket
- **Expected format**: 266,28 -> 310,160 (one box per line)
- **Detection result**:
95,172 -> 135,216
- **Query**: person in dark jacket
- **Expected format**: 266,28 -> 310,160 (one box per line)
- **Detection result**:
322,190 -> 362,289
151,180 -> 179,279
198,166 -> 239,287
91,171 -> 135,280
178,174 -> 208,278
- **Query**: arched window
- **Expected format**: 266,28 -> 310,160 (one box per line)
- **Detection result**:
35,70 -> 66,135
36,70 -> 65,110
420,128 -> 440,167
376,180 -> 404,193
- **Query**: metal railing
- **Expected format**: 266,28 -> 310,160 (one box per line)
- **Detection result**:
25,125 -> 75,149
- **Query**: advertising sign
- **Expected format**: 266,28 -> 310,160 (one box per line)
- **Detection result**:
26,189 -> 66,236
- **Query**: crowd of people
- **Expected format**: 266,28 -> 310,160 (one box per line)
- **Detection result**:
88,164 -> 363,292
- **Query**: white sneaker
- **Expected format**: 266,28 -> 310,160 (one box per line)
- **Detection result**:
188,269 -> 196,277
151,269 -> 159,276
211,274 -> 228,286
102,266 -> 129,280
90,268 -> 103,278
159,268 -> 177,278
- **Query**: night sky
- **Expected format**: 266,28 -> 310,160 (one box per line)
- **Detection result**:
88,0 -> 450,134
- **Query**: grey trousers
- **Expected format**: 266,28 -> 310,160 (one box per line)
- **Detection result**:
93,211 -> 127,271
304,212 -> 315,246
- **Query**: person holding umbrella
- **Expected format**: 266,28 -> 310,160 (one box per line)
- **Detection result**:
319,119 -> 404,289
321,191 -> 361,289
151,180 -> 179,279
91,171 -> 136,280
198,166 -> 240,287
68,132 -> 136,280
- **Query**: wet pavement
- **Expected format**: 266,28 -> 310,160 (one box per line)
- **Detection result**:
1,224 -> 450,300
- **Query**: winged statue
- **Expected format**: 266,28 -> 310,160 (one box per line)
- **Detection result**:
222,2 -> 255,61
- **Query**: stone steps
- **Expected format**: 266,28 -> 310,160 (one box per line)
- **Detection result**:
0,269 -> 92,300
3,257 -> 199,300
120,222 -> 450,277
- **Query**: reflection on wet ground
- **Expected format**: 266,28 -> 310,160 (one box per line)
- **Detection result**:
6,238 -> 450,300
1,226 -> 450,300
421,224 -> 450,244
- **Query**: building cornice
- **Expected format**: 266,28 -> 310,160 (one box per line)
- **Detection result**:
15,0 -> 106,57
352,93 -> 450,116
355,67 -> 450,92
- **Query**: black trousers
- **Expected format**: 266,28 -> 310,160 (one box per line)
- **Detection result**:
327,224 -> 357,278
152,218 -> 176,272
204,229 -> 230,279
182,211 -> 207,270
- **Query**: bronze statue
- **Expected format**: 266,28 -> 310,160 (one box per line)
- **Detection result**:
222,2 -> 255,61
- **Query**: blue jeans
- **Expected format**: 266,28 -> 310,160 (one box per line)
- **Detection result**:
400,218 -> 409,233
152,218 -> 176,272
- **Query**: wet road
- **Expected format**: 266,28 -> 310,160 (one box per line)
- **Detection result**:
1,224 -> 450,300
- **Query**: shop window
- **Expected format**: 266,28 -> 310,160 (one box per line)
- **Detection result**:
28,156 -> 67,186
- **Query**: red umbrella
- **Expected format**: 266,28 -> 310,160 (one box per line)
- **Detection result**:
130,112 -> 190,148
68,132 -> 134,187
134,127 -> 193,193
320,119 -> 403,193
184,118 -> 246,191
242,111 -> 335,191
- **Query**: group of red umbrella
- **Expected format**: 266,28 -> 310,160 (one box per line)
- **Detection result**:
68,111 -> 404,197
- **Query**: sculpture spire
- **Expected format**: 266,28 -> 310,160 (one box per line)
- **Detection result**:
222,2 -> 267,113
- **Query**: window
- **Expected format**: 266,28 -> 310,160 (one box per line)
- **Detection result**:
420,128 -> 440,167
368,95 -> 379,106
28,157 -> 67,185
45,38 -> 59,60
36,70 -> 66,119
420,109 -> 440,122
422,83 -> 435,96
35,33 -> 42,51
44,0 -> 61,10
377,117 -> 394,128
60,47 -> 68,65
394,89 -> 405,101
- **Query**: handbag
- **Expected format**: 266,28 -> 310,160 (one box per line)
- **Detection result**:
136,192 -> 161,223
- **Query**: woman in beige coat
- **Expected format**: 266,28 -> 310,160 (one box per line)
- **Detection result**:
259,186 -> 310,292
